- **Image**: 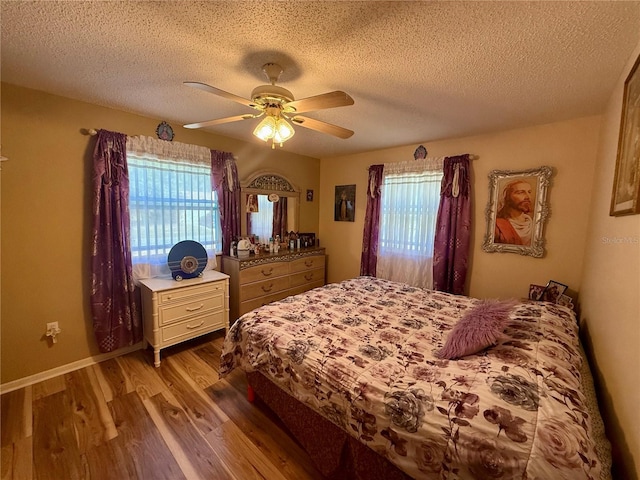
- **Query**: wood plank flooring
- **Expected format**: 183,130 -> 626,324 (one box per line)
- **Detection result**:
0,332 -> 325,480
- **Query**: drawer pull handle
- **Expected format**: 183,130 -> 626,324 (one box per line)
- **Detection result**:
304,260 -> 313,267
186,304 -> 204,312
305,273 -> 314,281
186,321 -> 205,330
261,267 -> 274,276
261,284 -> 274,293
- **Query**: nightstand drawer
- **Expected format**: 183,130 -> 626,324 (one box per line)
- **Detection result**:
289,268 -> 324,288
290,255 -> 325,273
159,282 -> 224,304
241,262 -> 289,284
161,311 -> 226,343
240,276 -> 290,302
159,293 -> 224,326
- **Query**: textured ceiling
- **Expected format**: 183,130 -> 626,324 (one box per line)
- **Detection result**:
2,1 -> 640,159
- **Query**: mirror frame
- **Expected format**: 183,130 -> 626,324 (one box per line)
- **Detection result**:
240,170 -> 300,237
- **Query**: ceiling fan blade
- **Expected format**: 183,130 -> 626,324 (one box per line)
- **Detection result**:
184,114 -> 259,129
286,91 -> 354,114
291,115 -> 354,139
184,81 -> 257,109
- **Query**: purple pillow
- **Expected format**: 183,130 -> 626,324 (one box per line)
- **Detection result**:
435,299 -> 518,360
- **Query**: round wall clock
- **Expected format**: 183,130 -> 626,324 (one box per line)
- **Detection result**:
156,121 -> 174,141
268,193 -> 280,202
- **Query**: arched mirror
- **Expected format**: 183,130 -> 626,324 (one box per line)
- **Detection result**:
240,171 -> 299,242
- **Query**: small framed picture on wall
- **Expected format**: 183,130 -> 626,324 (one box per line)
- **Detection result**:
334,185 -> 356,222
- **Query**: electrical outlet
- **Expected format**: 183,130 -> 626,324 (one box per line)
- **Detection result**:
45,321 -> 61,343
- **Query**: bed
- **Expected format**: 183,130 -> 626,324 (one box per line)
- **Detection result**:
219,276 -> 611,479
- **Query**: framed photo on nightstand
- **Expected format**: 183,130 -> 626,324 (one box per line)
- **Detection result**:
539,280 -> 568,303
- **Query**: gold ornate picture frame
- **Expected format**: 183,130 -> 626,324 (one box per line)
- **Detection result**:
610,54 -> 640,216
482,166 -> 553,257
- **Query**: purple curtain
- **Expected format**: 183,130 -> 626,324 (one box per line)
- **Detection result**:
90,130 -> 142,353
433,155 -> 472,295
211,150 -> 240,255
246,210 -> 253,237
360,164 -> 384,276
272,196 -> 288,239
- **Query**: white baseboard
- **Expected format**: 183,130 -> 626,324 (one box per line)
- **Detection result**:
0,342 -> 144,395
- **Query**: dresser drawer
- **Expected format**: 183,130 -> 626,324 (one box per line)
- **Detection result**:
240,276 -> 290,302
289,268 -> 324,289
239,290 -> 292,317
290,255 -> 325,274
289,279 -> 325,297
159,293 -> 224,326
159,282 -> 224,304
241,262 -> 289,284
161,310 -> 226,343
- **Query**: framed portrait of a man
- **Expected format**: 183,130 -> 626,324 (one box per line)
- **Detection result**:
482,166 -> 553,257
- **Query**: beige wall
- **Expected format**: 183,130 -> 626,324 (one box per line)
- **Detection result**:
0,83 -> 320,384
579,43 -> 640,479
319,115 -> 601,300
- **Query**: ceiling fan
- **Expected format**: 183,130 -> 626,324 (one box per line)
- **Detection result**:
183,63 -> 354,148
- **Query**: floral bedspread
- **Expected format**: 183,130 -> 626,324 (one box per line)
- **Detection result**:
220,277 -> 605,480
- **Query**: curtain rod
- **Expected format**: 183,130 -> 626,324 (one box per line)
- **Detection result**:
365,154 -> 479,170
81,128 -> 239,160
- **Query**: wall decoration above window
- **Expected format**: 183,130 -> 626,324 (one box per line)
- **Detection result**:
482,166 -> 553,257
155,121 -> 174,141
413,145 -> 427,160
610,53 -> 640,216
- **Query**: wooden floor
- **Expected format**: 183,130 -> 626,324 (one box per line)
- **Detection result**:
0,332 -> 326,480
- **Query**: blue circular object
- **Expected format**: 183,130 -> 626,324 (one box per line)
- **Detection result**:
167,240 -> 207,281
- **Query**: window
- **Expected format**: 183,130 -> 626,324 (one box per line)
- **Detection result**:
376,160 -> 443,288
128,153 -> 221,277
247,194 -> 273,242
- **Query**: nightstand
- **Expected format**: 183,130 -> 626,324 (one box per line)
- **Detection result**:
139,270 -> 229,367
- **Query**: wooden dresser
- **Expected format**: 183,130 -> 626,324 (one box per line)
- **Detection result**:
139,270 -> 230,367
222,247 -> 326,323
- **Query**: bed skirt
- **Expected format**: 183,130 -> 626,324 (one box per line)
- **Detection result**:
246,371 -> 411,480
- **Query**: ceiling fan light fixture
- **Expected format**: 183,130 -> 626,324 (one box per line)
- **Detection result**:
253,115 -> 295,148
253,115 -> 277,140
275,118 -> 295,142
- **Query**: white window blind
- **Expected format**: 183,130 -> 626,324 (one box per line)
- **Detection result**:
126,136 -> 221,281
377,158 -> 443,289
